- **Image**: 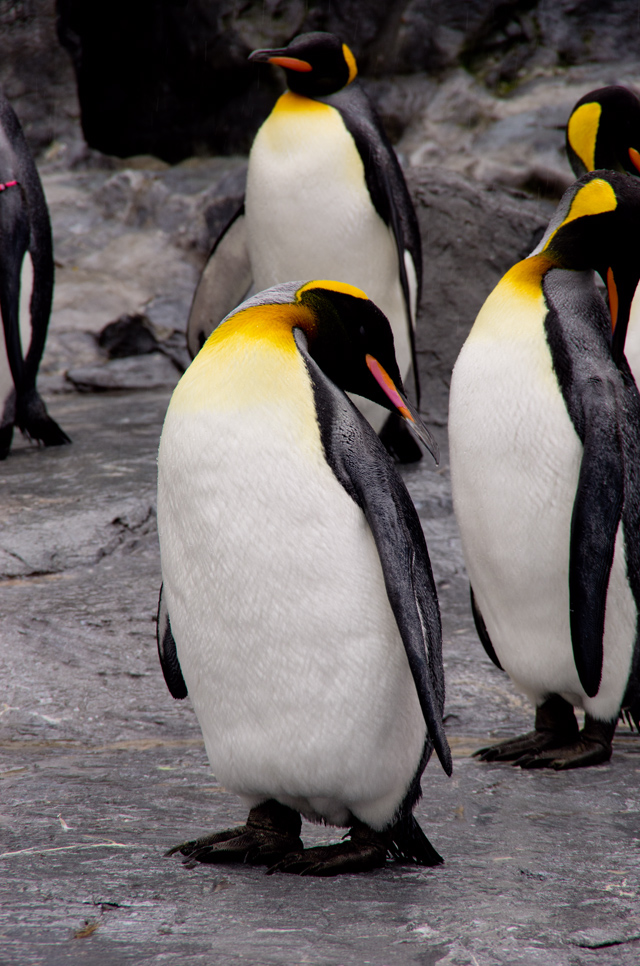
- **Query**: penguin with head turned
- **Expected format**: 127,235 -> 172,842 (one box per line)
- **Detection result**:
449,171 -> 640,769
187,32 -> 424,463
0,91 -> 70,457
157,279 -> 451,875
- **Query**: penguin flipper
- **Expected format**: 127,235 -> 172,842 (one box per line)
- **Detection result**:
186,205 -> 252,358
568,390 -> 623,697
296,332 -> 451,776
470,585 -> 503,671
157,584 -> 188,699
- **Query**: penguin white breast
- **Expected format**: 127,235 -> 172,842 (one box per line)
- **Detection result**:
245,93 -> 410,382
623,279 -> 640,382
450,261 -> 635,717
157,323 -> 425,828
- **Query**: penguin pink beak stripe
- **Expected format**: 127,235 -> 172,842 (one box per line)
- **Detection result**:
268,56 -> 312,72
366,354 -> 439,464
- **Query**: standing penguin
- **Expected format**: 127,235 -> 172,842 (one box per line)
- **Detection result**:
0,91 -> 70,458
449,171 -> 640,769
158,279 -> 451,875
187,32 -> 423,462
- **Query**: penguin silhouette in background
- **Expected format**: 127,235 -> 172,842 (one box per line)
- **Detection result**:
187,32 -> 423,462
449,171 -> 640,769
158,279 -> 451,876
0,91 -> 70,458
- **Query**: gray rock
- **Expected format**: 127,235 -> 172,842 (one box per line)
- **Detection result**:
568,927 -> 640,949
408,166 -> 548,425
67,353 -> 181,392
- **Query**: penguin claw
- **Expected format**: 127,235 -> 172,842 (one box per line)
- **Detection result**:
473,730 -> 559,762
515,737 -> 613,770
165,825 -> 303,867
165,800 -> 304,868
267,839 -> 387,877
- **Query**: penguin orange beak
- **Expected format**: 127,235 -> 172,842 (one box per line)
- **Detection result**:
249,49 -> 312,72
628,147 -> 640,174
366,355 -> 439,464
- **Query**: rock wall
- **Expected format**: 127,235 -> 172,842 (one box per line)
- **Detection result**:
55,0 -> 640,161
0,0 -> 79,152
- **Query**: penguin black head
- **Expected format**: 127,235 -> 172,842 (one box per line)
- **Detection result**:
249,32 -> 358,98
566,86 -> 640,178
533,171 -> 640,362
211,279 -> 438,461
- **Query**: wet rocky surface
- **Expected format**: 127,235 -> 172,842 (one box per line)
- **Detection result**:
1,390 -> 640,966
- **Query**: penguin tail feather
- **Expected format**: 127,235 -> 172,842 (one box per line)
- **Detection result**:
16,390 -> 71,447
387,815 -> 443,867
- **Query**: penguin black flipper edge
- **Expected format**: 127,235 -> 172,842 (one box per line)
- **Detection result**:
295,329 -> 452,777
157,584 -> 188,699
470,586 -> 503,671
544,269 -> 625,698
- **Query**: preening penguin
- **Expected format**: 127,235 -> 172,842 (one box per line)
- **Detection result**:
0,91 -> 70,458
449,171 -> 640,769
158,279 -> 451,876
187,31 -> 423,462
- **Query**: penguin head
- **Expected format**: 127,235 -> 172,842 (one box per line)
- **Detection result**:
533,171 -> 640,362
249,32 -> 358,97
566,86 -> 640,178
212,279 -> 437,460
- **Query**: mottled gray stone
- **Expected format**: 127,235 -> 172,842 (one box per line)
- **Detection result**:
67,353 -> 181,392
408,166 -> 548,425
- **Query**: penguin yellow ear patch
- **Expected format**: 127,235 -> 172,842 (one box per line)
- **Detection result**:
564,178 -> 617,223
297,279 -> 369,301
567,101 -> 601,171
342,44 -> 358,84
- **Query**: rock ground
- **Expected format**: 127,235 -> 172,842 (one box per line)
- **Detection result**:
2,53 -> 640,966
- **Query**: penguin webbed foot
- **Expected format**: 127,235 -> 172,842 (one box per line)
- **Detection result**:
267,821 -> 388,877
16,389 -> 71,448
267,815 -> 443,877
473,729 -> 562,763
474,696 -> 616,770
474,694 -> 580,763
516,715 -> 616,770
165,799 -> 303,868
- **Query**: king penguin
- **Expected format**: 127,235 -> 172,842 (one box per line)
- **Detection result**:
449,171 -> 640,769
157,279 -> 451,876
566,85 -> 640,395
0,90 -> 70,457
187,31 -> 423,463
